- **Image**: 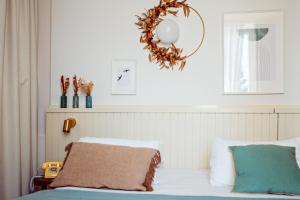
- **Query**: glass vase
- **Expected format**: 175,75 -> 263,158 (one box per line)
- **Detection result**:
60,95 -> 67,108
72,95 -> 79,108
86,95 -> 92,108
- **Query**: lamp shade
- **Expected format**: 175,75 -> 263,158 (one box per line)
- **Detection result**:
156,19 -> 180,45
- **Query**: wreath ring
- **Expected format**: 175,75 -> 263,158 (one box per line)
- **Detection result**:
135,0 -> 205,71
184,6 -> 205,58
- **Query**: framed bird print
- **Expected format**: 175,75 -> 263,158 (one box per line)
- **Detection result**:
111,59 -> 136,95
223,11 -> 284,94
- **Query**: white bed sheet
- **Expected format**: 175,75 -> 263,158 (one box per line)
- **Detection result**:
58,169 -> 300,199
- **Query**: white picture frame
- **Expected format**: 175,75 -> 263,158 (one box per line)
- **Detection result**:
223,11 -> 284,94
111,59 -> 136,95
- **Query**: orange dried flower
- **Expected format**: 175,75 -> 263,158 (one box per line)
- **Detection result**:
78,78 -> 94,96
135,0 -> 190,70
61,75 -> 70,96
73,75 -> 79,96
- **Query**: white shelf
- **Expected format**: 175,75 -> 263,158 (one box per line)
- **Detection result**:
274,105 -> 300,113
47,105 -> 276,113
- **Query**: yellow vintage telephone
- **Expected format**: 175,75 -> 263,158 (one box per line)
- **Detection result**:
42,162 -> 63,179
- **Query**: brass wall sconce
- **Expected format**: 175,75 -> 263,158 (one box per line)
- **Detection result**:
63,118 -> 76,134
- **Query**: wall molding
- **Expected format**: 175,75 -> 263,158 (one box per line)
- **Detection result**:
48,105 -> 276,113
274,106 -> 300,113
48,105 -> 300,114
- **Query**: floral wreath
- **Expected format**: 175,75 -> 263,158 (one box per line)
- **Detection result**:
135,0 -> 205,71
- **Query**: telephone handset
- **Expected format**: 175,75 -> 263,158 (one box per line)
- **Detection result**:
42,162 -> 63,179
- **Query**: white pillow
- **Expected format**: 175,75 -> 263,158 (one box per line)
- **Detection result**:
78,137 -> 161,150
210,137 -> 300,187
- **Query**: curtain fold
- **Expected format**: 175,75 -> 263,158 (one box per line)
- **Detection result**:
0,0 -> 6,195
0,0 -> 38,199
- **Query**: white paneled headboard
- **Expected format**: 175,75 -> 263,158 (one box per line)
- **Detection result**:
276,106 -> 300,139
46,105 -> 293,169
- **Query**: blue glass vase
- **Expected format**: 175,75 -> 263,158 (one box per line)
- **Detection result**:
86,95 -> 92,108
60,95 -> 67,108
72,95 -> 79,108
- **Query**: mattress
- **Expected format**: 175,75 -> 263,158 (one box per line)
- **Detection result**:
57,169 -> 300,199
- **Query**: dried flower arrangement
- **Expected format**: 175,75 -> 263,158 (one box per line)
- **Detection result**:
61,75 -> 70,96
78,78 -> 94,96
73,75 -> 79,96
135,0 -> 190,71
135,0 -> 205,71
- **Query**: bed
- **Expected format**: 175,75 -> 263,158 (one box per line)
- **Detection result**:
19,107 -> 300,200
18,169 -> 300,200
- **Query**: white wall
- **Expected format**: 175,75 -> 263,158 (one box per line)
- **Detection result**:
50,0 -> 300,106
38,0 -> 51,163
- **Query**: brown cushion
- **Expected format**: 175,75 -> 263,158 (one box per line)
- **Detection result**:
50,142 -> 161,191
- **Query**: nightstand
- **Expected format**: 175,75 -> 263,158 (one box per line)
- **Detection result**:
33,177 -> 54,191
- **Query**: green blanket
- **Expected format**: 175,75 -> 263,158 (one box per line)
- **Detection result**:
16,190 -> 300,200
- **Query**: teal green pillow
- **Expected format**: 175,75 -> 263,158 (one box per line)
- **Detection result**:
230,145 -> 300,195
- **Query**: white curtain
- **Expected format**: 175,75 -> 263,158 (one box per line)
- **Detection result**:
0,0 -> 38,199
224,25 -> 243,93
